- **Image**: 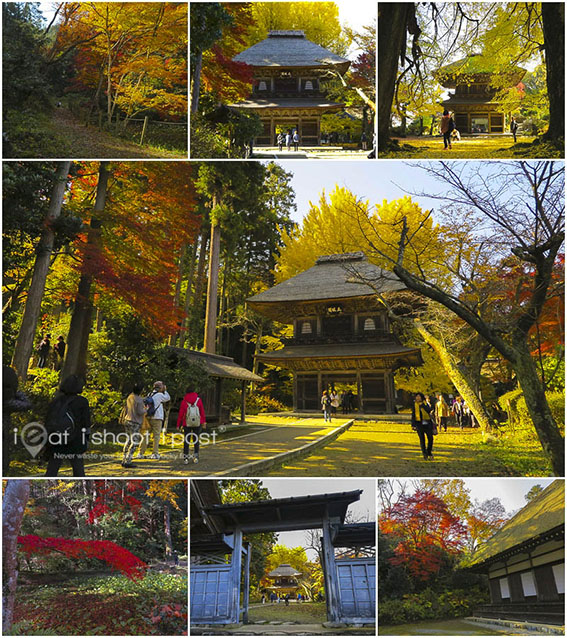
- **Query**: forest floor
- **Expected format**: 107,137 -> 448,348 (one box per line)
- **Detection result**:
379,618 -> 512,635
379,135 -> 563,159
5,107 -> 185,159
12,571 -> 187,635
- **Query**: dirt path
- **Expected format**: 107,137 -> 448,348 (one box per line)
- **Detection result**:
47,107 -> 185,159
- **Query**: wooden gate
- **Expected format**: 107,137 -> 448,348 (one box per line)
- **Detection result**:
336,558 -> 375,621
190,564 -> 233,624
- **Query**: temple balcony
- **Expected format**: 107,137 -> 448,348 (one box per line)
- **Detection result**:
285,329 -> 393,346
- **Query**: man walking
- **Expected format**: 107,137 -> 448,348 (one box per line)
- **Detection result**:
137,381 -> 170,459
510,116 -> 518,143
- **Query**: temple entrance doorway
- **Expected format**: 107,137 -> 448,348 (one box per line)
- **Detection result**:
273,121 -> 299,146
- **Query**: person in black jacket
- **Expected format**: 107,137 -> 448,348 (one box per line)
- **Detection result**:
45,375 -> 91,476
411,392 -> 434,460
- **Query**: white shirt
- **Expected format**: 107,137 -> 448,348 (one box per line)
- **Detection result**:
151,391 -> 170,420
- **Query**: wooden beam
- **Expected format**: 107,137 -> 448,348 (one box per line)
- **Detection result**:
242,543 -> 251,623
229,528 -> 243,623
322,515 -> 341,622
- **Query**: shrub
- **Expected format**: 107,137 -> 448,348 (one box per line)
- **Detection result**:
379,587 -> 488,626
245,393 -> 288,414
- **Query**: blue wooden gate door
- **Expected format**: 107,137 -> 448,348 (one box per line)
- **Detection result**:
190,564 -> 233,624
336,558 -> 376,621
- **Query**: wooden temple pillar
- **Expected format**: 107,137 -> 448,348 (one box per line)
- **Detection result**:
356,371 -> 363,413
242,542 -> 251,623
229,528 -> 243,623
322,514 -> 341,622
292,374 -> 298,412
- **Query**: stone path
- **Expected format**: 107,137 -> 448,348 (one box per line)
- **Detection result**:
55,418 -> 352,477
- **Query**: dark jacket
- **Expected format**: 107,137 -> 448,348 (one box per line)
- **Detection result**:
46,392 -> 91,454
411,402 -> 432,428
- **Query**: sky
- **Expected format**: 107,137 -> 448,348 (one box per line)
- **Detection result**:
272,160 -> 456,224
260,478 -> 375,560
381,478 -> 557,517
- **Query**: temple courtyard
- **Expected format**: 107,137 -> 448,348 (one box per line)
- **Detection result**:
379,135 -> 562,159
252,146 -> 372,160
14,415 -> 551,478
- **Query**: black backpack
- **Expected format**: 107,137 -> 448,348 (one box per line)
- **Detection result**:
45,395 -> 77,442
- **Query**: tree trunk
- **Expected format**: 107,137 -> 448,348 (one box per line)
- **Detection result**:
2,480 -> 30,634
378,4 -> 411,150
514,342 -> 564,475
11,161 -> 71,381
415,322 -> 494,434
190,51 -> 203,114
61,162 -> 110,380
541,3 -> 565,142
163,504 -> 173,558
204,217 -> 221,354
178,239 -> 198,348
168,245 -> 189,347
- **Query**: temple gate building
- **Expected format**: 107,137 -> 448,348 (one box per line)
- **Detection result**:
469,480 -> 564,626
247,253 -> 422,413
231,30 -> 350,146
436,54 -> 526,134
190,481 -> 376,626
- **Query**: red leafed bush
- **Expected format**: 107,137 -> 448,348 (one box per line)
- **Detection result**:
17,535 -> 147,581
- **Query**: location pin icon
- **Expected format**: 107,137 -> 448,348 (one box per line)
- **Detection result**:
21,422 -> 48,458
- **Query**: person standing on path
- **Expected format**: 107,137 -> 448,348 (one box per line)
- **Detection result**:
277,131 -> 284,151
510,116 -> 518,143
121,383 -> 146,468
44,375 -> 91,476
435,393 -> 450,432
177,387 -> 206,464
293,130 -> 300,151
321,390 -> 332,422
411,392 -> 434,460
53,335 -> 66,371
138,381 -> 170,459
440,110 -> 453,150
37,334 -> 51,368
286,129 -> 292,151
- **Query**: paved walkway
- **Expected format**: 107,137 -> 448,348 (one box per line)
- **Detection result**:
56,418 -> 351,477
252,146 -> 369,160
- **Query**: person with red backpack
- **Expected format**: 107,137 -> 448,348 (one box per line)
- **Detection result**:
177,387 -> 206,465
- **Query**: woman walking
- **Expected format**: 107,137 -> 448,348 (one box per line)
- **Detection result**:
121,383 -> 146,468
411,392 -> 434,461
321,390 -> 332,422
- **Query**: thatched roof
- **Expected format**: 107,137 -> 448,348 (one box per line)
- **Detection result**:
248,253 -> 405,307
234,30 -> 350,73
435,54 -> 526,88
469,481 -> 565,568
268,563 -> 303,578
168,347 -> 262,382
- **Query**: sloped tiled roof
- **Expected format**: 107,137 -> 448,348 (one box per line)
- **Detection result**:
234,30 -> 350,72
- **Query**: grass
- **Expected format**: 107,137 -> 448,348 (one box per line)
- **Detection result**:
267,421 -> 552,477
247,602 -> 328,624
11,571 -> 187,635
379,135 -> 563,159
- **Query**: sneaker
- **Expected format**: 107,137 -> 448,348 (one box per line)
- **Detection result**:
134,454 -> 145,459
193,455 -> 199,464
184,456 -> 190,465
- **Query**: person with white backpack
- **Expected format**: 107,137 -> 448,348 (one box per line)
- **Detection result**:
176,387 -> 206,465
